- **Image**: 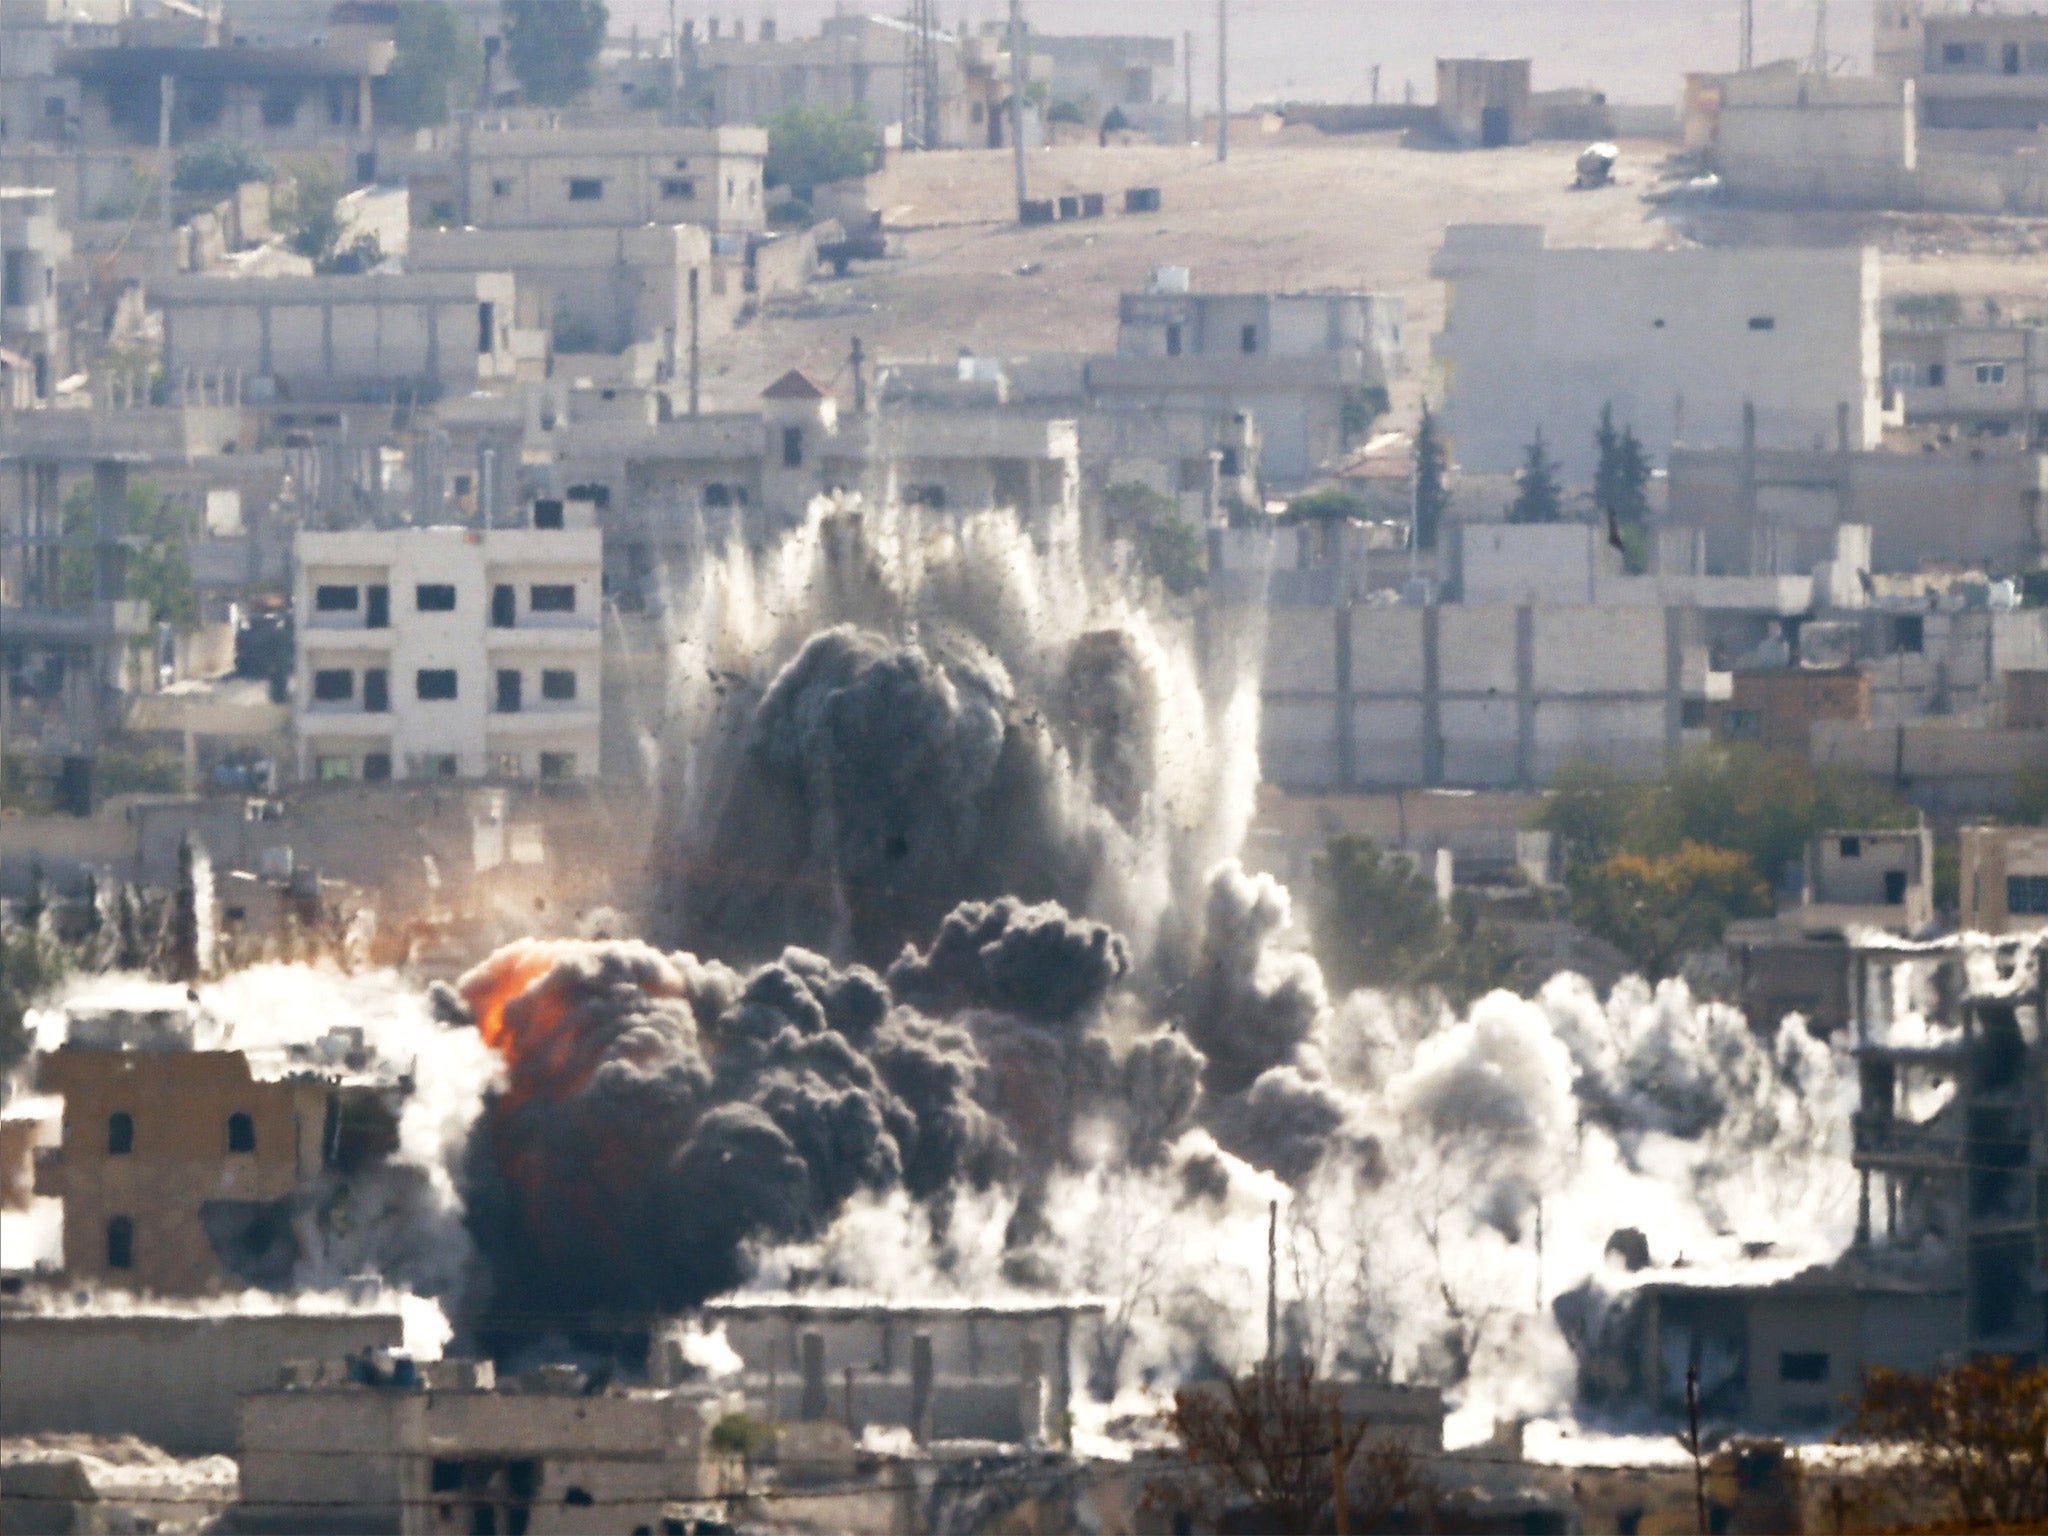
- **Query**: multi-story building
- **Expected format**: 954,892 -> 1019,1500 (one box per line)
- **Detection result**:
1961,824 -> 2048,934
1430,225 -> 1881,480
0,182 -> 67,403
1910,5 -> 2048,131
1882,314 -> 2048,441
453,120 -> 767,236
292,524 -> 602,784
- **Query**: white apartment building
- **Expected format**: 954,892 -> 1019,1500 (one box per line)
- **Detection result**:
1430,225 -> 1881,480
293,526 -> 602,785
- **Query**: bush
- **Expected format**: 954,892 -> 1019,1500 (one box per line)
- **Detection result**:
1281,487 -> 1372,524
1047,98 -> 1087,125
708,1412 -> 775,1459
97,748 -> 184,797
766,104 -> 878,195
1137,518 -> 1206,596
174,141 -> 275,197
767,197 -> 813,228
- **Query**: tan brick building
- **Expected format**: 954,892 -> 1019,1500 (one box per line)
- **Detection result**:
1717,668 -> 1871,757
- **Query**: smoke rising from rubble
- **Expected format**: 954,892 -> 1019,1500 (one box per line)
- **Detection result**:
30,499 -> 1863,1431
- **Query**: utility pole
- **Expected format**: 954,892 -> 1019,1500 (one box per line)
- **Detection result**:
1264,1198 -> 1277,1365
1008,0 -> 1028,213
1739,0 -> 1755,72
1686,1364 -> 1708,1535
1330,1400 -> 1350,1536
903,0 -> 940,151
850,336 -> 866,413
1809,0 -> 1829,74
687,267 -> 701,416
158,73 -> 174,229
1183,30 -> 1194,143
1216,0 -> 1228,163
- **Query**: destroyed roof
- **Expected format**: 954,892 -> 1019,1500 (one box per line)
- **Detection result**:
699,1292 -> 1108,1319
762,368 -> 833,401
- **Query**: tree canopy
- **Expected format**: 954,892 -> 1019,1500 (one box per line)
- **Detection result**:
765,103 -> 880,194
60,480 -> 196,628
1507,427 -> 1562,524
502,0 -> 607,108
387,1 -> 483,130
1309,834 -> 1517,1005
1412,401 -> 1448,552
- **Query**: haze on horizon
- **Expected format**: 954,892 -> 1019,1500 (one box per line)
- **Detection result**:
608,0 -> 1873,109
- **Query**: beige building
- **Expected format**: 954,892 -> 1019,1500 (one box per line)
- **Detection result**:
1960,824 -> 2048,933
1435,57 -> 1533,147
154,271 -> 518,404
1795,824 -> 1935,935
294,525 -> 603,785
1,183 -> 68,403
456,120 -> 767,235
1882,316 -> 2048,439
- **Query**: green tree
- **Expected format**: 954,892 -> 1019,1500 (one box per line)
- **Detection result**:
1568,841 -> 1770,978
1281,487 -> 1371,524
2014,767 -> 2048,826
1101,479 -> 1176,531
1310,835 -> 1515,1005
765,103 -> 879,195
1137,518 -> 1207,596
386,1 -> 483,130
0,920 -> 72,1084
1412,401 -> 1449,552
1341,383 -> 1390,445
1507,427 -> 1562,524
501,0 -> 607,108
1593,402 -> 1652,570
173,141 -> 275,196
59,480 -> 197,628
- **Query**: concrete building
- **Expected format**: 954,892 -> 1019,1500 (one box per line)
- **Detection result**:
1430,226 -> 1882,480
455,120 -> 767,235
1914,7 -> 2048,131
238,1356 -> 729,1535
685,1298 -> 1102,1447
1103,276 -> 1403,487
0,1307 -> 404,1454
1882,315 -> 2048,440
1960,823 -> 2048,933
1,183 -> 69,403
293,525 -> 603,784
406,222 -> 711,377
1435,58 -> 1533,147
1794,823 -> 1935,935
1714,64 -> 1922,208
154,271 -> 518,404
1715,668 -> 1871,756
1033,33 -> 1178,135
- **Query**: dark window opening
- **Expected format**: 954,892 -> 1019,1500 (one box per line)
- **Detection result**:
417,584 -> 457,612
782,426 -> 803,467
108,1112 -> 134,1155
1884,869 -> 1908,904
492,177 -> 513,198
364,669 -> 389,713
565,483 -> 611,509
417,669 -> 459,701
227,1112 -> 256,1153
1165,323 -> 1182,356
312,669 -> 354,703
1239,323 -> 1258,354
1681,699 -> 1707,728
314,584 -> 359,612
1928,362 -> 1946,387
1219,446 -> 1242,477
532,499 -> 564,530
2010,875 -> 2048,915
1840,836 -> 1861,858
541,669 -> 577,702
661,177 -> 696,199
260,87 -> 299,127
366,584 -> 389,628
1779,1351 -> 1829,1383
496,670 -> 523,713
563,1487 -> 593,1507
539,751 -> 575,780
106,1215 -> 134,1269
364,752 -> 392,782
491,584 -> 516,628
431,1460 -> 463,1493
567,177 -> 604,201
529,584 -> 576,613
470,1507 -> 496,1536
478,302 -> 494,355
1892,614 -> 1924,653
703,483 -> 733,508
1748,316 -> 1776,331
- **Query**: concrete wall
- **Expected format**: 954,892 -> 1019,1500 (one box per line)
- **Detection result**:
1960,824 -> 2048,933
293,527 -> 602,784
1812,722 -> 2048,815
462,124 -> 767,234
1432,226 -> 1881,480
1435,58 -> 1532,147
0,1311 -> 401,1453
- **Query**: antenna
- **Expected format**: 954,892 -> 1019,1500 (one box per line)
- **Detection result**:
902,0 -> 941,151
1809,0 -> 1830,74
1739,0 -> 1755,71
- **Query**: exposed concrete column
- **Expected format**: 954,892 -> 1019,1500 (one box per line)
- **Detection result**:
1664,606 -> 1686,770
1421,603 -> 1443,787
258,305 -> 273,378
1333,604 -> 1354,790
799,1331 -> 826,1421
1018,1337 -> 1045,1442
910,1334 -> 934,1444
31,460 -> 61,604
92,459 -> 128,602
1514,604 -> 1535,790
321,304 -> 334,378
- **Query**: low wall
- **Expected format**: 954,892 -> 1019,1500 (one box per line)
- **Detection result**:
0,1310 -> 402,1454
1811,724 -> 2048,815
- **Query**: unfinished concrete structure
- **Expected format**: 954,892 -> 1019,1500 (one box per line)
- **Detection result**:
1,183 -> 68,404
449,120 -> 767,236
1431,226 -> 1882,480
293,525 -> 603,785
237,1356 -> 730,1535
1435,58 -> 1533,147
1961,824 -> 2048,934
154,271 -> 518,404
1883,314 -> 2048,441
681,1298 -> 1103,1447
1795,823 -> 1936,936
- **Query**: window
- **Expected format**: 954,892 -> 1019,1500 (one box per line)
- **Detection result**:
366,585 -> 389,628
567,177 -> 604,201
492,177 -> 513,198
2009,875 -> 2048,915
315,584 -> 359,612
2003,42 -> 2022,75
317,755 -> 354,781
496,669 -> 523,713
661,177 -> 696,200
1840,836 -> 1862,858
106,1215 -> 134,1270
363,752 -> 392,782
906,484 -> 947,509
416,584 -> 457,612
227,1112 -> 256,1153
418,754 -> 459,779
1927,362 -> 1946,387
533,499 -> 564,530
1681,699 -> 1707,728
703,483 -> 733,508
364,669 -> 389,713
108,1112 -> 134,1155
1893,614 -> 1924,652
416,669 -> 458,701
2,252 -> 27,307
566,482 -> 611,509
1240,323 -> 1258,354
1884,869 -> 1909,904
782,426 -> 804,468
1941,41 -> 1988,68
1219,446 -> 1242,477
260,87 -> 299,127
494,752 -> 524,777
539,751 -> 576,780
541,669 -> 577,702
1748,316 -> 1776,331
530,584 -> 576,613
491,585 -> 516,627
44,95 -> 65,119
1779,1351 -> 1829,1383
1166,323 -> 1182,357
1974,362 -> 2007,386
477,302 -> 494,355
1885,361 -> 1917,387
312,668 -> 355,703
